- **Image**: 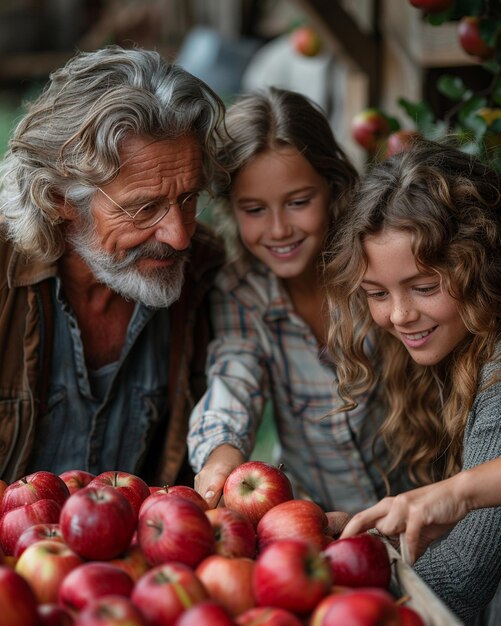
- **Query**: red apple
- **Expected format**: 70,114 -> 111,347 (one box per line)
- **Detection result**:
236,606 -> 303,626
59,470 -> 96,495
398,605 -> 426,626
206,507 -> 257,559
0,470 -> 70,515
38,603 -> 75,626
14,522 -> 64,558
253,539 -> 332,615
161,484 -> 209,511
322,533 -> 391,589
138,485 -> 209,519
0,564 -> 39,626
409,0 -> 453,13
291,26 -> 323,57
175,600 -> 236,626
109,544 -> 150,582
59,562 -> 134,614
257,499 -> 331,551
385,130 -> 422,157
223,461 -> 293,527
310,588 -> 400,625
88,471 -> 150,519
15,539 -> 83,604
137,494 -> 215,568
60,486 -> 136,561
73,595 -> 148,626
458,16 -> 495,60
131,562 -> 209,626
0,497 -> 62,555
196,555 -> 256,616
351,109 -> 391,153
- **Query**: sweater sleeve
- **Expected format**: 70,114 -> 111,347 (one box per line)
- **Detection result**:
413,362 -> 501,623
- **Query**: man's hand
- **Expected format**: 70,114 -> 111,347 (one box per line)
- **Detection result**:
194,444 -> 246,509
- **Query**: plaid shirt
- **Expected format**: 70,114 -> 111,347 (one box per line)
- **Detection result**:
188,260 -> 408,513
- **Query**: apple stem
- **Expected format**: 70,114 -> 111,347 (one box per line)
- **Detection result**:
395,594 -> 412,606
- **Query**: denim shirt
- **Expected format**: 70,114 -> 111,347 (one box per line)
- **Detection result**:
26,278 -> 170,475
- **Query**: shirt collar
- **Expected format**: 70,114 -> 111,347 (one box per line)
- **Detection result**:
7,249 -> 58,288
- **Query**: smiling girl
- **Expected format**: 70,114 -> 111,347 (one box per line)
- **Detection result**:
188,88 -> 411,514
325,140 -> 501,623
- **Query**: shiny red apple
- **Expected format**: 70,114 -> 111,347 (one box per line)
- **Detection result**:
236,606 -> 303,625
175,600 -> 237,626
257,498 -> 331,551
0,470 -> 70,515
0,565 -> 39,625
88,471 -> 150,519
323,533 -> 391,589
310,588 -> 400,625
196,555 -> 256,617
15,539 -> 83,604
73,595 -> 148,626
37,603 -> 75,626
14,522 -> 64,558
458,16 -> 495,60
131,561 -> 208,626
109,544 -> 150,582
223,461 -> 293,527
206,506 -> 257,558
137,494 -> 215,568
59,562 -> 134,614
0,497 -> 62,555
398,604 -> 426,625
59,470 -> 96,495
253,539 -> 332,615
351,109 -> 391,153
60,486 -> 136,560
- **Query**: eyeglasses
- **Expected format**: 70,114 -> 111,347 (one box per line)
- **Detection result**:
95,186 -> 213,230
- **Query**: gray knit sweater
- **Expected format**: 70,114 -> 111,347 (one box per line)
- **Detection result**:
413,352 -> 501,624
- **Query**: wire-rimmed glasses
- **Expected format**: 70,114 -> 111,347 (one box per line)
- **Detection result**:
95,186 -> 213,230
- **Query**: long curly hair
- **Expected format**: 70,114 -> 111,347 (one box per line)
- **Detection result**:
325,140 -> 501,484
210,86 -> 359,263
0,45 -> 226,261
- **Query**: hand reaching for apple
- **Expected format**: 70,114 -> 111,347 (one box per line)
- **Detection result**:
194,444 -> 246,508
339,475 -> 474,564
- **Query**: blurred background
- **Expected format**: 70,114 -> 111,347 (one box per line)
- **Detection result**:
1,0 -> 499,460
1,0 -> 499,172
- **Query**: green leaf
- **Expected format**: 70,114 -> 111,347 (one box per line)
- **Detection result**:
458,95 -> 488,122
397,98 -> 435,133
437,75 -> 468,101
453,0 -> 483,17
479,19 -> 501,47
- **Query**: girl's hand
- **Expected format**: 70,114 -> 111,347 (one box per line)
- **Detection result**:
339,475 -> 472,564
194,444 -> 246,509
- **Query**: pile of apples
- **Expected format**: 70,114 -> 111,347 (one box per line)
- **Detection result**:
0,461 -> 427,626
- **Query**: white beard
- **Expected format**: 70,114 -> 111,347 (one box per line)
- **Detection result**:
68,221 -> 189,308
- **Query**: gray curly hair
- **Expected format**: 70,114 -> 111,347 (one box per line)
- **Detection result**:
0,45 -> 226,261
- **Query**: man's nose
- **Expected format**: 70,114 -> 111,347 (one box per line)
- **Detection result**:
153,203 -> 193,250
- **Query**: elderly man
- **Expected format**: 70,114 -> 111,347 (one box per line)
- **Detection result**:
0,46 -> 226,486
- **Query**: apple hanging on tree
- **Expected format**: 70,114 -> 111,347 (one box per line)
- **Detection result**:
290,26 -> 323,57
351,109 -> 392,154
457,16 -> 495,61
409,0 -> 453,13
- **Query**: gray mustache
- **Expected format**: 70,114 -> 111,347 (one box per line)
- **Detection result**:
115,241 -> 190,270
